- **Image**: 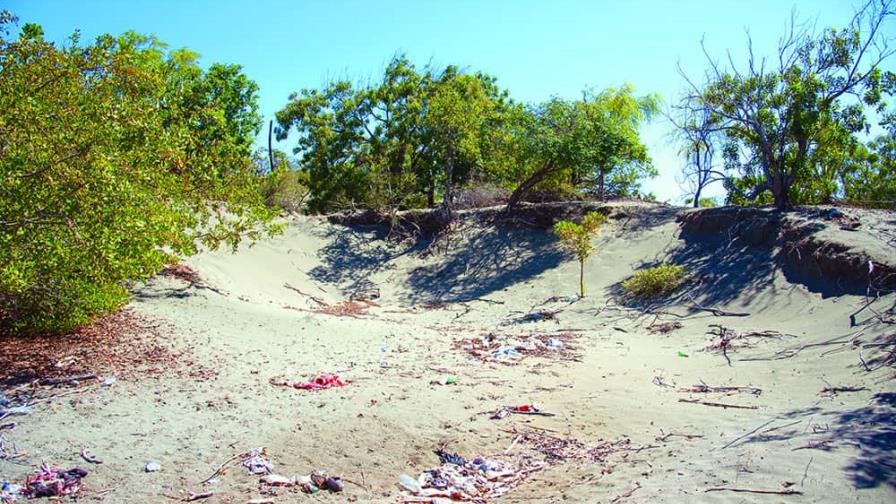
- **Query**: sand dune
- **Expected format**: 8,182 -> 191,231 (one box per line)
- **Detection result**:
2,203 -> 894,503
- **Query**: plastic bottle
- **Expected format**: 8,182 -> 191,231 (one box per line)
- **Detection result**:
398,474 -> 422,494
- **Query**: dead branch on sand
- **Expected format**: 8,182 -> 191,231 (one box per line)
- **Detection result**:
656,431 -> 704,442
611,482 -> 641,503
647,321 -> 683,333
820,385 -> 868,395
687,294 -> 750,317
679,383 -> 762,396
283,282 -> 327,306
705,487 -> 802,495
679,398 -> 758,410
199,449 -> 258,484
182,491 -> 214,502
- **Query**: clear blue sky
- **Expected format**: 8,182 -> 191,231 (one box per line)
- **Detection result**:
7,0 -> 883,203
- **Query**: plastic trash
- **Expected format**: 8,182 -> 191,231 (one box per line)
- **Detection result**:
444,375 -> 457,385
678,351 -> 689,358
1,481 -> 21,502
0,394 -> 9,407
494,346 -> 521,359
23,465 -> 87,498
292,373 -> 348,390
434,449 -> 466,466
562,295 -> 579,303
398,474 -> 422,494
144,461 -> 161,473
324,477 -> 343,492
260,474 -> 291,486
0,406 -> 32,416
101,376 -> 117,387
241,448 -> 273,475
546,338 -> 564,350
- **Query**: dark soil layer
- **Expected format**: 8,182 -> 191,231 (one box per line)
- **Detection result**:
679,207 -> 896,293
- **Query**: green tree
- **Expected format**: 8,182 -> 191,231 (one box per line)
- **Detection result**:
505,86 -> 658,210
276,56 -> 512,214
553,212 -> 607,297
0,23 -> 276,333
682,0 -> 894,210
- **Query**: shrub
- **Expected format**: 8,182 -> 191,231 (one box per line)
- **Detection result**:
553,212 -> 607,297
261,169 -> 310,214
622,264 -> 688,298
0,26 -> 277,334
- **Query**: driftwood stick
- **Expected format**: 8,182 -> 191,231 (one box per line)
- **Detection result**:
611,482 -> 642,503
199,450 -> 249,484
705,487 -> 802,495
687,295 -> 750,317
720,419 -> 776,450
183,491 -> 214,502
679,398 -> 757,410
283,283 -> 327,306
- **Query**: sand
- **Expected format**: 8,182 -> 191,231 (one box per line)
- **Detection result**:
2,202 -> 894,503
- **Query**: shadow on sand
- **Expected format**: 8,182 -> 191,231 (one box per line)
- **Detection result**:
731,393 -> 896,490
403,225 -> 565,303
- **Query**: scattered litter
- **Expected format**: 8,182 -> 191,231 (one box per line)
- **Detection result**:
101,376 -> 117,387
455,332 -> 580,365
430,375 -> 457,386
507,310 -> 558,324
259,474 -> 292,486
678,351 -> 689,358
323,476 -> 343,492
397,453 -> 543,502
490,404 -> 555,419
545,338 -> 564,350
493,346 -> 521,360
270,373 -> 348,391
433,449 -> 466,466
0,394 -> 9,407
22,464 -> 88,498
1,482 -> 21,503
0,407 -> 31,417
398,474 -> 422,494
257,470 -> 344,494
144,461 -> 161,473
240,448 -> 273,475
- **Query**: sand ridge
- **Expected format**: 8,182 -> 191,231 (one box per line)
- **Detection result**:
2,203 -> 894,503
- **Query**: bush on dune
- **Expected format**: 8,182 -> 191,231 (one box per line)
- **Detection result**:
622,264 -> 688,299
0,20 -> 278,334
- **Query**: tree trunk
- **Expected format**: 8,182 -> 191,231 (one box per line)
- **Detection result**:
267,120 -> 274,173
770,169 -> 790,212
692,185 -> 702,208
598,170 -> 606,201
427,183 -> 435,207
506,161 -> 554,212
579,260 -> 585,298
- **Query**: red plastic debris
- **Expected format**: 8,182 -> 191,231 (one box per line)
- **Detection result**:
292,373 -> 348,390
23,463 -> 88,498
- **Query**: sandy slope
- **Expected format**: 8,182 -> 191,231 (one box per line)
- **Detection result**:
2,203 -> 894,503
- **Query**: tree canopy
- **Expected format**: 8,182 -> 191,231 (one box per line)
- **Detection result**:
0,19 -> 277,333
676,0 -> 896,210
276,56 -> 659,214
